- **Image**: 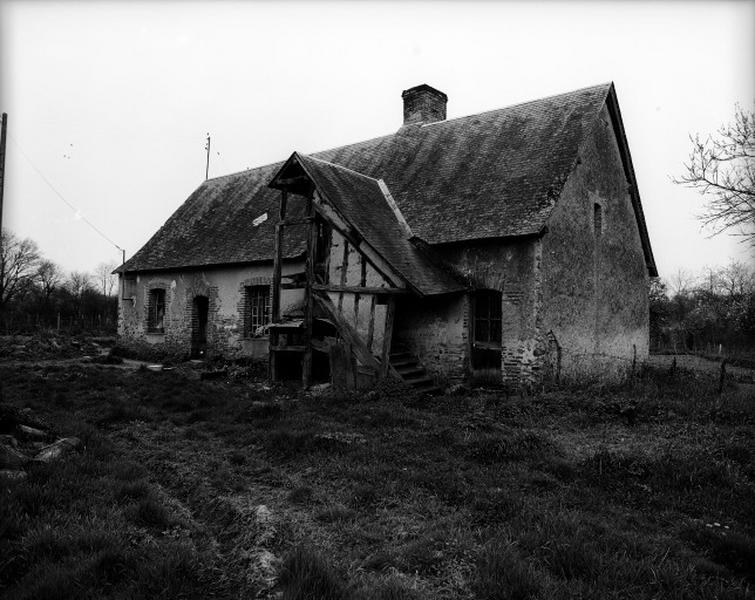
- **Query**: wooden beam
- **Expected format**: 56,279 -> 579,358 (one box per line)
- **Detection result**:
276,175 -> 310,186
366,294 -> 376,352
281,217 -> 315,227
302,196 -> 317,388
313,292 -> 380,371
380,296 -> 396,379
337,239 -> 348,313
270,189 -> 287,382
313,284 -> 408,295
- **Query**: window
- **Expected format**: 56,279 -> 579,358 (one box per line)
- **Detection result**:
245,285 -> 270,337
474,290 -> 502,345
122,276 -> 136,299
147,288 -> 166,333
594,203 -> 603,237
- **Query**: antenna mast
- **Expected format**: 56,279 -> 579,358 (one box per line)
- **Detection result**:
0,113 -> 7,233
205,133 -> 210,180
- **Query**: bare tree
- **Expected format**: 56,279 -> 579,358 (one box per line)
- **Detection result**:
674,105 -> 755,242
94,261 -> 118,296
667,268 -> 696,296
37,260 -> 63,302
66,271 -> 92,299
0,229 -> 41,310
717,260 -> 754,298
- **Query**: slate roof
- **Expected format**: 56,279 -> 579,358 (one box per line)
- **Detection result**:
121,82 -> 655,276
286,153 -> 466,295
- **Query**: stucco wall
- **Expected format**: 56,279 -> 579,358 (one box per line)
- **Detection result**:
118,262 -> 301,359
541,104 -> 649,380
327,229 -> 394,357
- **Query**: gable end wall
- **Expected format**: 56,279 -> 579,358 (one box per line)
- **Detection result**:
540,104 -> 649,380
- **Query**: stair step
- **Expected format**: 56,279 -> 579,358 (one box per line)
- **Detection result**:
392,358 -> 419,368
390,351 -> 413,360
396,366 -> 425,378
406,375 -> 434,387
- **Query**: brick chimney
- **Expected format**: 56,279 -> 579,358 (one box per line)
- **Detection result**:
401,84 -> 447,125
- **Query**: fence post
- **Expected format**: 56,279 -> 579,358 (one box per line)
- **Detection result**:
718,359 -> 727,394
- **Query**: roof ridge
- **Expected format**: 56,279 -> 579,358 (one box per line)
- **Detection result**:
204,82 -> 611,183
421,82 -> 613,129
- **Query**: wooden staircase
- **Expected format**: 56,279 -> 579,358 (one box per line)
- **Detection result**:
390,344 -> 442,395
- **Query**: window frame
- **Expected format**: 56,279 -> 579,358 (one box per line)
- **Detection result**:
244,284 -> 271,338
147,288 -> 166,334
121,275 -> 137,300
473,289 -> 502,348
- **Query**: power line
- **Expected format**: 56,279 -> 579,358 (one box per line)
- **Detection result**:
7,133 -> 124,254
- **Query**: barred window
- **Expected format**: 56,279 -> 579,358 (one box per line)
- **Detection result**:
474,290 -> 502,345
147,288 -> 166,333
245,285 -> 270,337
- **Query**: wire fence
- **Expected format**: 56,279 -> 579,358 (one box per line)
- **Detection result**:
0,312 -> 117,336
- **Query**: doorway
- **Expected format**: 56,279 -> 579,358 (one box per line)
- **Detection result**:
191,295 -> 209,358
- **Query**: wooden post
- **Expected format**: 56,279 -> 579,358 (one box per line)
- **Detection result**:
269,190 -> 287,381
302,198 -> 317,388
380,296 -> 395,378
718,359 -> 727,394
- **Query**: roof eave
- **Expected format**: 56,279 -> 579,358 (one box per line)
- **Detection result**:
604,84 -> 658,277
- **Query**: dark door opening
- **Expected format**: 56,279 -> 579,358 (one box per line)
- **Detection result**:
191,296 -> 209,358
471,290 -> 502,378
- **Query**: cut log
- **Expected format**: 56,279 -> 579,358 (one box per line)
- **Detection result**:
34,437 -> 81,463
0,443 -> 30,469
17,424 -> 47,440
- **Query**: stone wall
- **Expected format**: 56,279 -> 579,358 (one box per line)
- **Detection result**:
118,261 -> 302,359
393,292 -> 469,383
435,240 -> 539,385
540,104 -> 649,380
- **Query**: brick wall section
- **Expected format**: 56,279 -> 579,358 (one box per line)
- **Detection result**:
436,239 -> 539,387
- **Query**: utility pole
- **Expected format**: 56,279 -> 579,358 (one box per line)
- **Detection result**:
0,113 -> 7,234
205,133 -> 210,180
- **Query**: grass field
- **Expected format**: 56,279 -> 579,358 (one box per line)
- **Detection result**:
1,357 -> 753,599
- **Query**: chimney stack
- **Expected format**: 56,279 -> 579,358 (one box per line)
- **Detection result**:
401,84 -> 447,126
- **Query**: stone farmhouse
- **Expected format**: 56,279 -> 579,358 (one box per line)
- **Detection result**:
117,83 -> 657,390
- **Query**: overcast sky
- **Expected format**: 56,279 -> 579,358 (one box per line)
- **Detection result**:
1,0 -> 753,280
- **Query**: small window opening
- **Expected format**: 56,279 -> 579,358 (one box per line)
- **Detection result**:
122,276 -> 136,299
594,203 -> 603,237
245,285 -> 271,337
147,288 -> 166,333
